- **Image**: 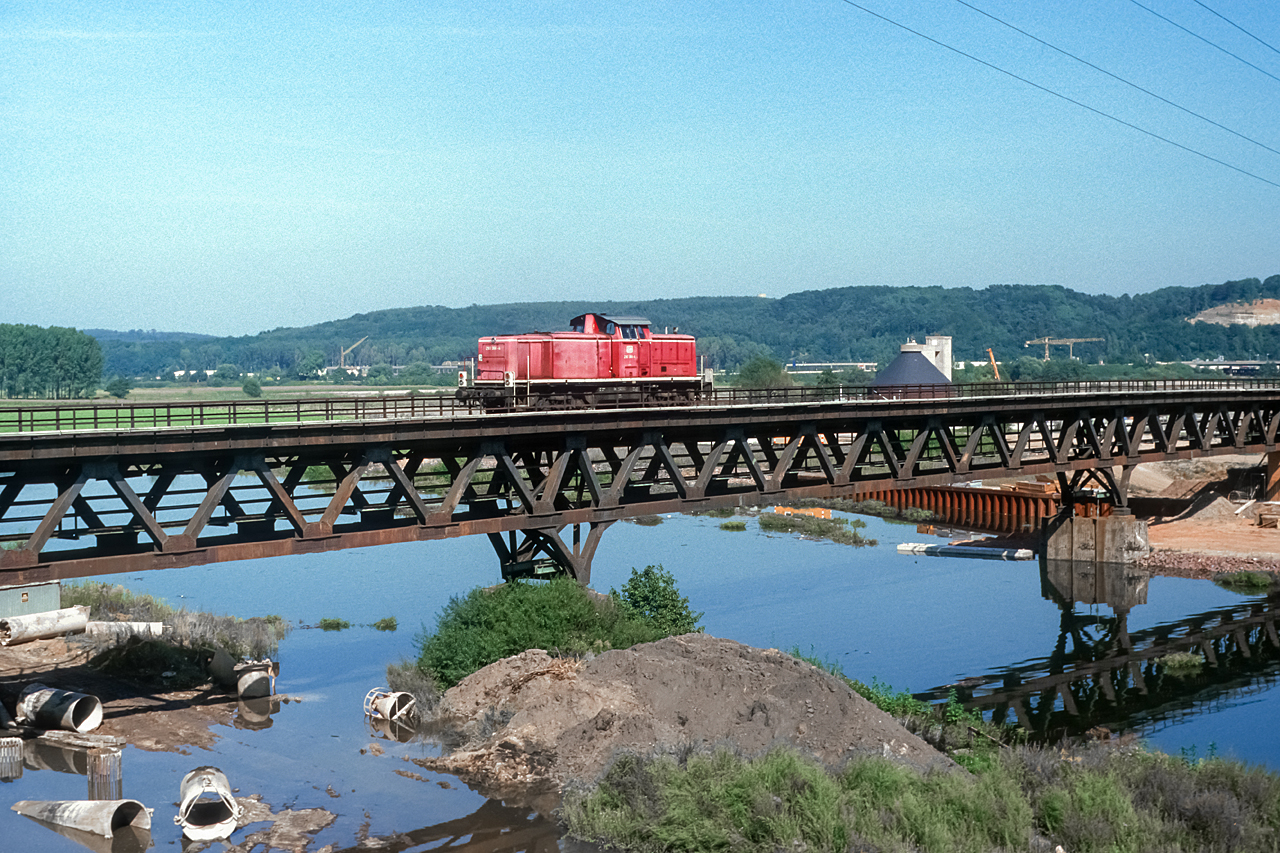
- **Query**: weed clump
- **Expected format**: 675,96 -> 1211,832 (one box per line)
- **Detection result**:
1213,571 -> 1276,594
63,582 -> 290,687
720,520 -> 747,531
372,616 -> 398,632
319,618 -> 350,631
758,512 -> 877,547
1159,651 -> 1205,678
386,660 -> 440,715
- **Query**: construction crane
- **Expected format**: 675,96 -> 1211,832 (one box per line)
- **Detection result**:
339,336 -> 369,370
987,348 -> 1001,381
1025,336 -> 1104,361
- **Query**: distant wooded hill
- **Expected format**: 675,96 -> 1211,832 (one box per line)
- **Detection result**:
96,274 -> 1280,378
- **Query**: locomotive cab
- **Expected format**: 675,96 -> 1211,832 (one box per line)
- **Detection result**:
569,313 -> 650,340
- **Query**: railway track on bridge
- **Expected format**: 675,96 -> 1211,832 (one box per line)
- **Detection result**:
2,379 -> 1279,585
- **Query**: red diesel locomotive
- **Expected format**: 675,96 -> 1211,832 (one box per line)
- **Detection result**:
456,312 -> 711,409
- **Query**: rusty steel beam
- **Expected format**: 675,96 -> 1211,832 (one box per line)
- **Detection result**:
2,386 -> 1280,585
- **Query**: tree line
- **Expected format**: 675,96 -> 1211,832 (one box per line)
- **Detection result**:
94,274 -> 1280,380
0,324 -> 103,399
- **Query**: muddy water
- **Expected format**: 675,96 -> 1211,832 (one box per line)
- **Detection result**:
3,511 -> 1279,850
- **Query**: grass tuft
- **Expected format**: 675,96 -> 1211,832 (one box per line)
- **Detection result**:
372,616 -> 398,632
720,520 -> 747,531
565,740 -> 1280,853
318,618 -> 351,631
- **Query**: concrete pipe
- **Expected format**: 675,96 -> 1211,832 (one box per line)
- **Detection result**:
175,766 -> 242,841
11,799 -> 152,837
17,683 -> 103,733
0,606 -> 89,646
210,649 -> 277,699
235,661 -> 276,700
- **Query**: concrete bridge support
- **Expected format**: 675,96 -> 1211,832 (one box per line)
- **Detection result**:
1040,513 -> 1150,566
1041,465 -> 1149,565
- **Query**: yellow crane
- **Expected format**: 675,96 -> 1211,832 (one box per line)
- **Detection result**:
987,348 -> 1001,381
1025,336 -> 1104,361
339,336 -> 369,370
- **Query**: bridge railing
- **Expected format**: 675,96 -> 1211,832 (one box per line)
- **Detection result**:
0,393 -> 464,434
2,378 -> 1277,434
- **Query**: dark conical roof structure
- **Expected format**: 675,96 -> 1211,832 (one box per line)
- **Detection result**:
871,351 -> 950,387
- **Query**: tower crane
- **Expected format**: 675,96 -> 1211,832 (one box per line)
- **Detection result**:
1025,336 -> 1103,361
339,336 -> 369,370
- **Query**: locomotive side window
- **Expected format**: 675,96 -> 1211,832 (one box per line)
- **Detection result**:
570,321 -> 584,333
638,327 -> 648,339
622,325 -> 637,340
605,322 -> 616,335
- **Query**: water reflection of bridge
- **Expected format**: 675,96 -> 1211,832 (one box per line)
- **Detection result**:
329,799 -> 558,853
915,562 -> 1280,739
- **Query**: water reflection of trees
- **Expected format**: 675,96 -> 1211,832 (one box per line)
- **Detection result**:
329,799 -> 559,853
916,560 -> 1280,740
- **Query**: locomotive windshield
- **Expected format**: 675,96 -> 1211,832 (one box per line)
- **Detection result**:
567,313 -> 653,337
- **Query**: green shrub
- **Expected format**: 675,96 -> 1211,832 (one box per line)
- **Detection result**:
372,616 -> 398,632
319,618 -> 350,631
417,578 -> 670,688
720,520 -> 747,531
611,565 -> 704,636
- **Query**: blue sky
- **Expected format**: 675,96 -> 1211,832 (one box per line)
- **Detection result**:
4,1 -> 1279,336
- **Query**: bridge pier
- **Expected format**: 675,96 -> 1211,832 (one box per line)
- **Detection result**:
1040,513 -> 1149,565
1267,450 -> 1280,501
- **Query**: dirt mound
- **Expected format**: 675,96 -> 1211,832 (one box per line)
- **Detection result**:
1178,494 -> 1239,521
413,634 -> 953,801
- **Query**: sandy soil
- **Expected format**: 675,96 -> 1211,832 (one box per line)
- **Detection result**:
410,633 -> 955,806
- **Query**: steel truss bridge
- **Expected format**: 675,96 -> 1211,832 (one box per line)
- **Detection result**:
2,379 -> 1279,586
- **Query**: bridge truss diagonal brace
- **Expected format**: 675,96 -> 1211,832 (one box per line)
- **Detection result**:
247,457 -> 310,535
100,461 -> 170,547
364,447 -> 431,524
13,466 -> 91,563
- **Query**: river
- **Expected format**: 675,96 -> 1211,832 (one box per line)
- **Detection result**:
2,509 -> 1279,851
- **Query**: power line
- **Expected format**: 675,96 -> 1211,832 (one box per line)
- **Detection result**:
831,0 -> 1280,189
954,0 -> 1280,160
1190,0 -> 1280,58
1126,0 -> 1280,85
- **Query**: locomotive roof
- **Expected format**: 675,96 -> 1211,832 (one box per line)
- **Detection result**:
591,313 -> 651,325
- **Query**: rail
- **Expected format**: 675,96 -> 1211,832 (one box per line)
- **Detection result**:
1,378 -> 1277,434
